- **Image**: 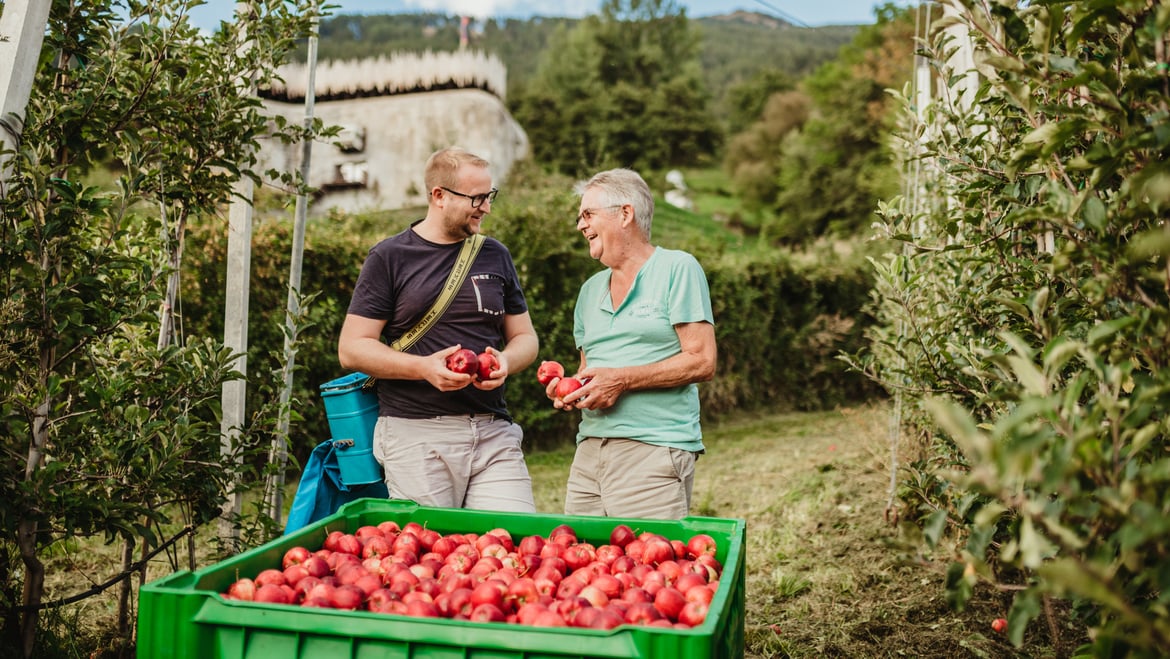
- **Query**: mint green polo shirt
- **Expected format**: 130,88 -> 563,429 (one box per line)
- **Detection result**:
572,247 -> 714,451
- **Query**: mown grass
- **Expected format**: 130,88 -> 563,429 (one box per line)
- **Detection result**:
40,403 -> 1085,657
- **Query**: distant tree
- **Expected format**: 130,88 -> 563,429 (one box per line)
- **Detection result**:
764,3 -> 915,245
724,89 -> 811,224
511,0 -> 720,176
724,67 -> 797,135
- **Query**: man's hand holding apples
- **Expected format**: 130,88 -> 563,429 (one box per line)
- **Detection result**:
563,366 -> 621,410
539,359 -> 619,411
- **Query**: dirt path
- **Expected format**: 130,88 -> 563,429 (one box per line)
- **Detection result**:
688,404 -> 1070,658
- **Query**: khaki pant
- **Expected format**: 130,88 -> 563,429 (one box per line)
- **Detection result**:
373,415 -> 535,512
564,437 -> 696,519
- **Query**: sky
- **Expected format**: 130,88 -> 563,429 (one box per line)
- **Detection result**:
188,0 -> 897,33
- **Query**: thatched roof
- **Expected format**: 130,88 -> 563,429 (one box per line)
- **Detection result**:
263,50 -> 507,103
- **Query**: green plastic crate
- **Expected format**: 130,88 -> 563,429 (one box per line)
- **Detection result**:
138,499 -> 746,658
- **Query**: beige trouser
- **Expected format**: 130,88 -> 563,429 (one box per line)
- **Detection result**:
373,415 -> 535,512
564,437 -> 696,519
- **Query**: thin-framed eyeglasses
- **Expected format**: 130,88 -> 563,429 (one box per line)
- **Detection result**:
576,205 -> 622,224
440,186 -> 498,209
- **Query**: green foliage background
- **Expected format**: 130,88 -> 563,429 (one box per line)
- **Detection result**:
857,1 -> 1170,655
179,160 -> 881,467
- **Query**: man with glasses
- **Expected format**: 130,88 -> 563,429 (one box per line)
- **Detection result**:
546,168 -> 717,519
338,146 -> 539,513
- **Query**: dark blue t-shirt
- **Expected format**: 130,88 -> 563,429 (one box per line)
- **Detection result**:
347,224 -> 528,420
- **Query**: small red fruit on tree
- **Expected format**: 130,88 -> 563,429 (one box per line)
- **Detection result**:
992,618 -> 1008,634
536,360 -> 565,385
446,348 -> 479,375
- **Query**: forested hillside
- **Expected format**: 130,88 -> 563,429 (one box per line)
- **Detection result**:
304,10 -> 857,120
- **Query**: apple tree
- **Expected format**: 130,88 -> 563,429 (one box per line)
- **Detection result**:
857,1 -> 1170,655
0,0 -> 320,655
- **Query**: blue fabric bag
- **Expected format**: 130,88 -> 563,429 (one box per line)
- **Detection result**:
284,438 -> 388,534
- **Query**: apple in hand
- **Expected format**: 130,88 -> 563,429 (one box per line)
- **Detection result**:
446,348 -> 479,375
476,351 -> 500,380
536,360 -> 565,385
553,377 -> 584,403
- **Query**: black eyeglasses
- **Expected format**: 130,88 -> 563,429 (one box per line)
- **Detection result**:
440,186 -> 498,209
576,205 -> 622,224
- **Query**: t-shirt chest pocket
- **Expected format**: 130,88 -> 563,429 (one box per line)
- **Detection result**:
467,273 -> 506,317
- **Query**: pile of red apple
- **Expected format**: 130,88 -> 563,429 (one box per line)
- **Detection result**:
222,521 -> 723,630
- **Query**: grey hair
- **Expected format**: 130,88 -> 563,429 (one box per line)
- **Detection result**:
574,168 -> 654,240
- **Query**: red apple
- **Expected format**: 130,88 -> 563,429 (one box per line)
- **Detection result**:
686,533 -> 718,559
476,351 -> 500,380
532,609 -> 568,627
548,523 -> 578,546
282,545 -> 312,569
685,583 -> 715,605
678,600 -> 709,627
469,602 -> 507,623
355,525 -> 384,543
518,533 -> 546,557
417,527 -> 441,552
624,601 -> 664,625
578,584 -> 610,609
254,583 -> 291,605
609,524 -> 637,549
653,586 -> 687,621
470,581 -> 506,611
323,531 -> 345,552
675,572 -> 708,595
376,520 -> 401,536
282,564 -> 310,587
446,348 -> 479,375
335,533 -> 363,556
254,568 -> 286,588
590,609 -> 625,630
553,376 -> 584,402
330,584 -> 365,610
516,601 -> 549,626
225,578 -> 257,601
694,553 -> 723,580
591,573 -> 623,599
366,588 -> 401,613
362,535 -> 393,560
486,528 -> 515,552
642,538 -> 675,566
551,596 -> 589,625
506,577 -> 541,609
620,586 -> 653,604
405,599 -> 440,618
536,360 -> 565,385
436,587 -> 475,618
562,543 -> 596,571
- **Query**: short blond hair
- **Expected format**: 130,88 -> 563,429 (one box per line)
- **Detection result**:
425,147 -> 490,191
